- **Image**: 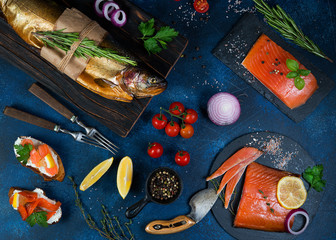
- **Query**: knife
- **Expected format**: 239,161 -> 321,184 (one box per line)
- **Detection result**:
145,188 -> 218,234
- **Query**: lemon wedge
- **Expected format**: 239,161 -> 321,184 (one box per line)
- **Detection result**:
12,192 -> 19,209
277,176 -> 307,209
117,156 -> 133,199
80,157 -> 114,191
45,153 -> 55,168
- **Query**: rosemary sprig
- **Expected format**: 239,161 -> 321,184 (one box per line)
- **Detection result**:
253,0 -> 333,63
68,176 -> 135,240
34,29 -> 137,66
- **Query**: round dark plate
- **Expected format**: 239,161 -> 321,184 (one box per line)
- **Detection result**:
208,132 -> 322,240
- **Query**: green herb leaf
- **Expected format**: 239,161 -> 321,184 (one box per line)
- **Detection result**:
144,38 -> 162,54
258,189 -> 264,195
286,71 -> 299,78
138,18 -> 155,37
294,76 -> 305,90
286,59 -> 299,71
138,19 -> 178,55
26,211 -> 48,227
303,164 -> 326,192
14,144 -> 33,165
297,69 -> 311,76
153,26 -> 179,42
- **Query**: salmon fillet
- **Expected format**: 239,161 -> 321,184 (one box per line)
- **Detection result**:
234,162 -> 298,232
242,34 -> 318,109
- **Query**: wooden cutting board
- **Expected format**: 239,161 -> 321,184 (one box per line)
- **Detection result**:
0,0 -> 188,137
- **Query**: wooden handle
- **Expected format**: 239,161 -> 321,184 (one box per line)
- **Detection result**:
3,107 -> 57,131
29,83 -> 75,121
145,215 -> 196,235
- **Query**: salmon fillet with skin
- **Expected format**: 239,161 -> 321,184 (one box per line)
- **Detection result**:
242,34 -> 318,109
234,162 -> 298,232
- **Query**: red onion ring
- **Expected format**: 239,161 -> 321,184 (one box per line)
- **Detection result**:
102,2 -> 120,21
94,0 -> 113,17
207,92 -> 241,125
111,9 -> 127,27
285,208 -> 309,235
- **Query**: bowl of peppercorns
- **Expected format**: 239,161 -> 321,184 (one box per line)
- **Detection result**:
125,167 -> 182,219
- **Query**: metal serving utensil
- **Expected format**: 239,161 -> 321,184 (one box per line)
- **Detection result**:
145,188 -> 218,234
28,83 -> 118,154
3,107 -> 115,153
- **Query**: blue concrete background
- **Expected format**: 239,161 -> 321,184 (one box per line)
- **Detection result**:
0,0 -> 335,239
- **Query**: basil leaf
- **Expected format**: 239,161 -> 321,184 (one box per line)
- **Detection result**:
294,76 -> 305,90
286,59 -> 299,71
298,69 -> 311,76
286,71 -> 298,78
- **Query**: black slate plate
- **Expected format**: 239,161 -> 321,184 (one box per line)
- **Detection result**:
212,13 -> 335,122
208,132 -> 322,240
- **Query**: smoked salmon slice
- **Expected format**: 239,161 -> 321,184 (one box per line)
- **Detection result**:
224,167 -> 245,209
234,162 -> 298,232
206,147 -> 262,181
242,34 -> 318,109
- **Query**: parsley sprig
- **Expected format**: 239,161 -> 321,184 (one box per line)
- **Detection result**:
26,211 -> 48,227
303,164 -> 326,192
14,144 -> 33,165
138,19 -> 178,54
286,59 -> 311,90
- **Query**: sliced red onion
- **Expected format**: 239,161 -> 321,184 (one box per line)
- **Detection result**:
94,0 -> 113,17
111,9 -> 127,27
102,2 -> 120,21
207,92 -> 241,125
285,208 -> 309,235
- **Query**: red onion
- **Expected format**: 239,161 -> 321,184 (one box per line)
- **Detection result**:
285,208 -> 309,235
207,92 -> 241,125
111,9 -> 127,27
102,2 -> 120,21
94,0 -> 113,17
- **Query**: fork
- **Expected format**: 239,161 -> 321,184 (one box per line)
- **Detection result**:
3,107 -> 116,154
28,83 -> 118,154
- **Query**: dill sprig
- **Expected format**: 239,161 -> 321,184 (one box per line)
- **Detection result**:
210,179 -> 236,215
253,0 -> 333,63
68,176 -> 134,240
34,29 -> 137,66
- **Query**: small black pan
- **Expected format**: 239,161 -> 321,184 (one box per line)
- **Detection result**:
125,167 -> 182,219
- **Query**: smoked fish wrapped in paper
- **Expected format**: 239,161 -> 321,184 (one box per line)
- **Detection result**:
0,0 -> 167,102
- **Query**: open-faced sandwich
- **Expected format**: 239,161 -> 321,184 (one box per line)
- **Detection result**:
9,187 -> 62,227
14,136 -> 65,182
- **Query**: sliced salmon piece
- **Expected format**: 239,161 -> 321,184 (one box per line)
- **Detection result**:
47,211 -> 57,220
21,138 -> 34,147
224,167 -> 246,209
18,205 -> 28,221
38,144 -> 50,158
216,150 -> 262,194
19,191 -> 38,202
207,147 -> 262,181
38,199 -> 61,212
234,162 -> 298,232
38,144 -> 58,176
30,149 -> 42,167
242,34 -> 318,109
26,199 -> 41,216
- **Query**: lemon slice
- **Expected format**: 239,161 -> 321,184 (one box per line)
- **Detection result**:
277,176 -> 307,209
117,156 -> 133,199
12,192 -> 19,209
80,157 -> 114,191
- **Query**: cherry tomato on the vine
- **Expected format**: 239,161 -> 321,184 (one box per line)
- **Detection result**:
180,124 -> 194,138
184,109 -> 198,124
193,0 -> 209,13
152,113 -> 168,130
175,150 -> 190,166
169,102 -> 185,115
147,142 -> 163,158
165,121 -> 180,137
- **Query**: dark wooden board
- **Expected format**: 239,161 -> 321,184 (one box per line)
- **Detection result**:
212,13 -> 335,122
0,0 -> 187,137
208,132 -> 322,240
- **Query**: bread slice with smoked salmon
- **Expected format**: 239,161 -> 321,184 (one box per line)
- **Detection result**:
242,34 -> 318,109
13,136 -> 65,182
9,187 -> 62,226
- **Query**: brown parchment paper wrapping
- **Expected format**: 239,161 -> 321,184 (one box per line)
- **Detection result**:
41,8 -> 107,80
